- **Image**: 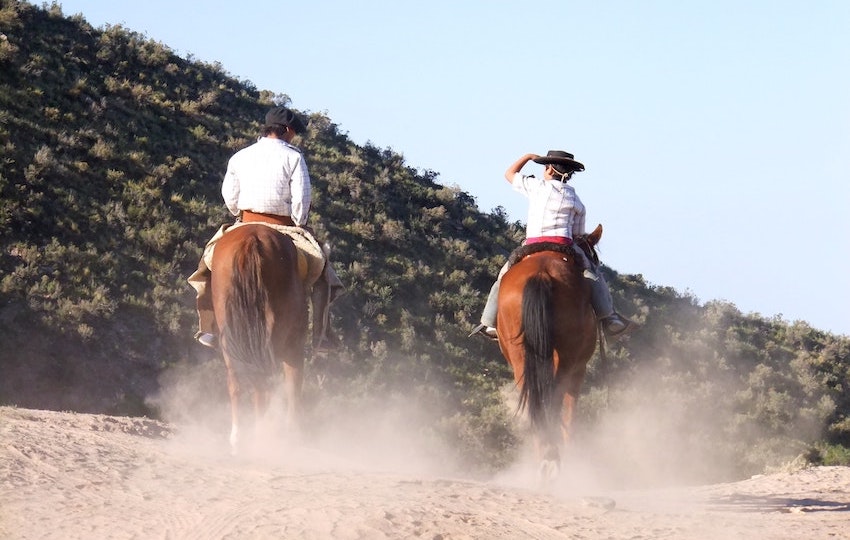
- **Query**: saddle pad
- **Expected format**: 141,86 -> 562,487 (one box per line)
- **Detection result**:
202,222 -> 325,287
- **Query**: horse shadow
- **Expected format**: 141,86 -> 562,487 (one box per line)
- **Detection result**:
707,493 -> 850,513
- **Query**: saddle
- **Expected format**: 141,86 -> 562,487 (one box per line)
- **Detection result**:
507,234 -> 599,268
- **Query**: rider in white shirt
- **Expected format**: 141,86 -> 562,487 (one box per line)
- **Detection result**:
221,133 -> 311,225
470,150 -> 634,340
189,107 -> 342,350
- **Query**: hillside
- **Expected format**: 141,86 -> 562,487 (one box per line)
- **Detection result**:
1,1 -> 849,479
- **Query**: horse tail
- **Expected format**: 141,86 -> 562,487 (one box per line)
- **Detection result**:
518,272 -> 556,432
221,235 -> 274,383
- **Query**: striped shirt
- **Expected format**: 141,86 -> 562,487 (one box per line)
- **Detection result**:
221,137 -> 312,226
511,173 -> 586,240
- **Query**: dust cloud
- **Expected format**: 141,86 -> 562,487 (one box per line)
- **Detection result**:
149,336 -> 817,495
6,344 -> 849,538
148,353 -> 467,480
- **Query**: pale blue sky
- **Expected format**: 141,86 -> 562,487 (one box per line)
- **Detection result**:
57,1 -> 850,336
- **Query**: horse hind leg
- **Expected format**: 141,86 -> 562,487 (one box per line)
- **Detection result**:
225,366 -> 242,455
252,384 -> 271,433
537,390 -> 580,487
559,392 -> 578,449
535,393 -> 566,486
282,356 -> 304,439
538,457 -> 560,487
536,426 -> 562,486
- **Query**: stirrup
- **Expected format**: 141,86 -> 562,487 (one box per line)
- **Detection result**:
195,331 -> 218,349
468,323 -> 498,341
601,315 -> 634,338
582,269 -> 599,281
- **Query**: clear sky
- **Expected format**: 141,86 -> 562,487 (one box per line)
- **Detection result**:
56,1 -> 850,336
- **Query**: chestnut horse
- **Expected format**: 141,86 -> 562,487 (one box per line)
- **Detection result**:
496,225 -> 603,480
211,224 -> 309,454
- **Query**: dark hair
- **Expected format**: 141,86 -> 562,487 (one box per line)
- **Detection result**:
262,124 -> 288,138
551,163 -> 571,176
548,164 -> 575,182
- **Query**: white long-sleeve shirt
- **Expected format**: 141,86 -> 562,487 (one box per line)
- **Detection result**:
510,173 -> 586,239
221,137 -> 312,226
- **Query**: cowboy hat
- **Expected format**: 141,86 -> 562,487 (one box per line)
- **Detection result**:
533,150 -> 585,172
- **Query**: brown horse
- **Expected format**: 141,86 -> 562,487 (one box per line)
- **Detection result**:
211,224 -> 309,454
496,225 -> 603,480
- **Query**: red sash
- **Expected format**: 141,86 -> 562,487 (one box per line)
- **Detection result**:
525,236 -> 573,246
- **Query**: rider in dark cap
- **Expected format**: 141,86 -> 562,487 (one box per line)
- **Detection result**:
188,106 -> 343,350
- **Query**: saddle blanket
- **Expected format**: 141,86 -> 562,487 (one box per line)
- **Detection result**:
202,222 -> 326,287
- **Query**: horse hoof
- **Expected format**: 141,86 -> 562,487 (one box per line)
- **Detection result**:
538,459 -> 560,484
229,428 -> 240,456
580,497 -> 616,511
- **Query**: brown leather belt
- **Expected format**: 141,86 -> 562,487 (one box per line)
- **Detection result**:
240,210 -> 295,227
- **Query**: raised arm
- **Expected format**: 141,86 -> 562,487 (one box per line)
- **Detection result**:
504,153 -> 540,183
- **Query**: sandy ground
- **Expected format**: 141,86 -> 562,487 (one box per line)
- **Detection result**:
2,406 -> 849,540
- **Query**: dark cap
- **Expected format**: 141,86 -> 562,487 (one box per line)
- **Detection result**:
264,106 -> 307,134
